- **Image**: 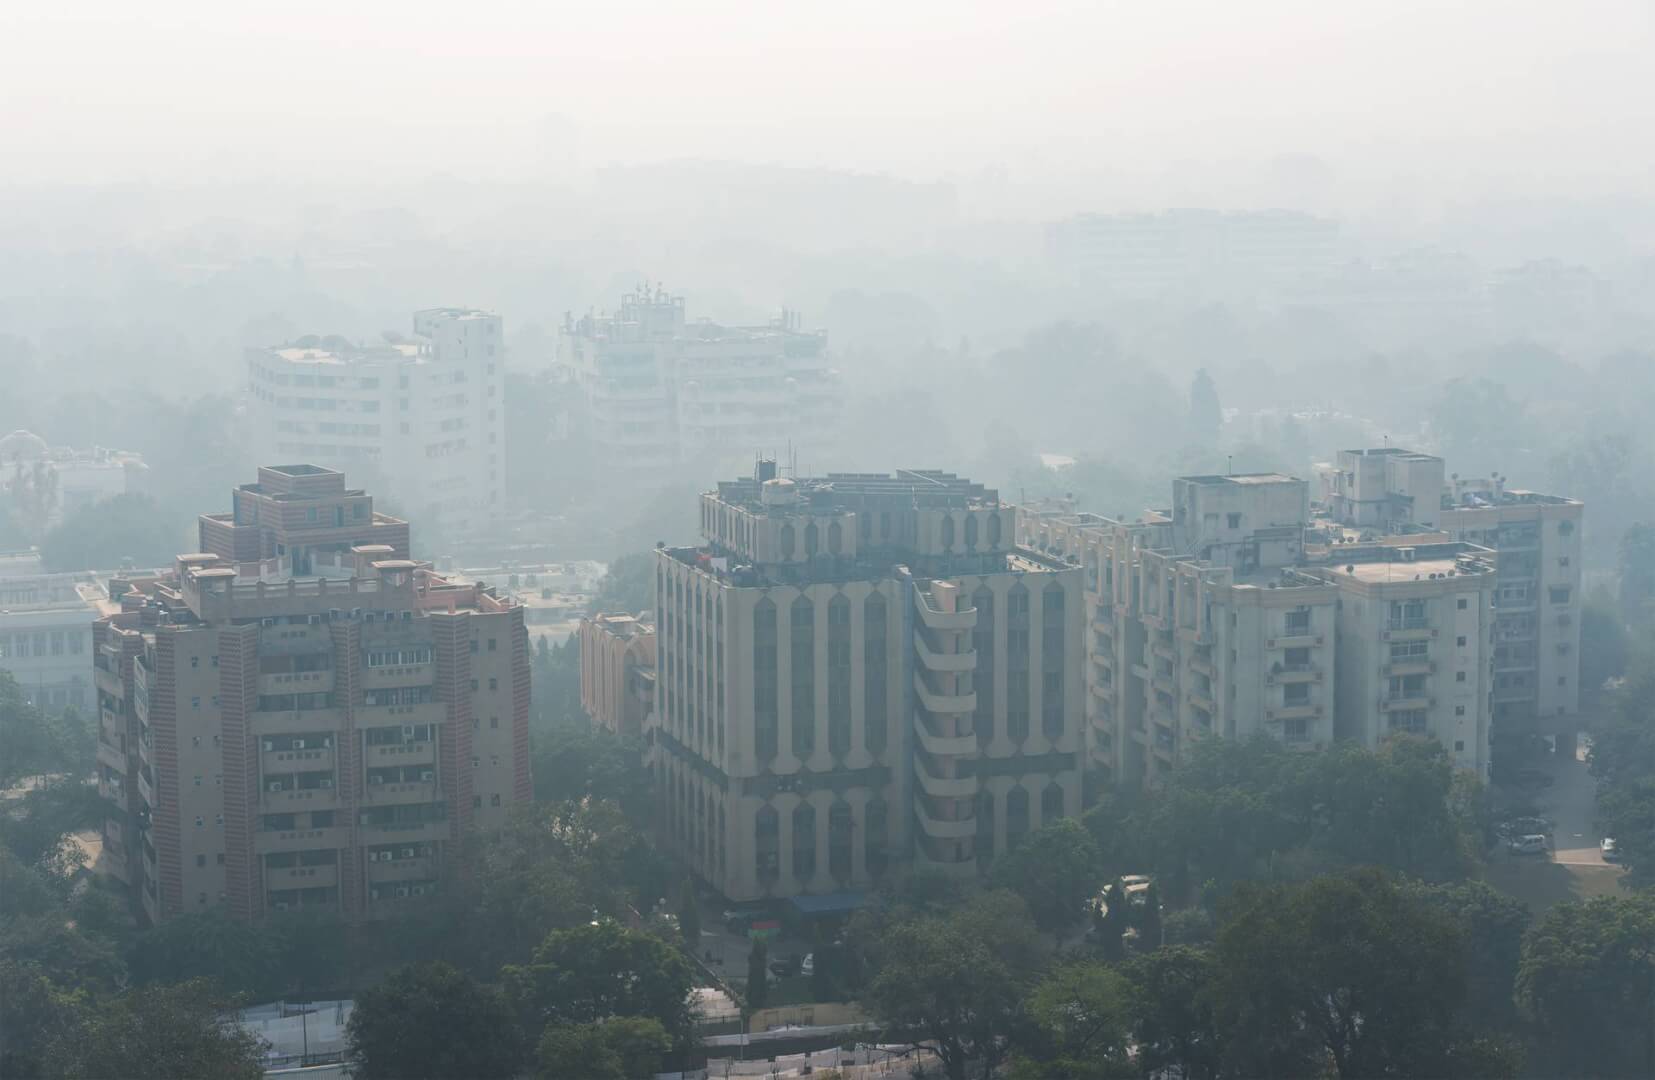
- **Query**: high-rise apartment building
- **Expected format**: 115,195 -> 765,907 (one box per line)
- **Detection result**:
94,465 -> 531,925
1315,450 -> 1584,738
246,309 -> 505,532
1024,472 -> 1498,781
651,464 -> 1083,902
558,286 -> 840,470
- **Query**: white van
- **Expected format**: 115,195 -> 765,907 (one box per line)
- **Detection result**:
1508,834 -> 1548,856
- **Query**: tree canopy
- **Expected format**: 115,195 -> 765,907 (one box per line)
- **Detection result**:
347,962 -> 522,1080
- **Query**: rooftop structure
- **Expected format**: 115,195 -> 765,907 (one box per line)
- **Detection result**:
0,571 -> 115,710
0,430 -> 148,526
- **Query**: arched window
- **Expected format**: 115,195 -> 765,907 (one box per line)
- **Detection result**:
864,798 -> 888,877
987,512 -> 1003,548
1041,781 -> 1064,824
756,805 -> 779,882
964,514 -> 979,551
941,515 -> 955,549
828,801 -> 853,882
805,521 -> 819,557
828,520 -> 843,555
792,802 -> 817,879
975,788 -> 995,864
791,596 -> 815,755
828,595 -> 851,758
972,585 -> 995,745
1006,786 -> 1030,851
864,593 -> 889,756
754,598 -> 778,761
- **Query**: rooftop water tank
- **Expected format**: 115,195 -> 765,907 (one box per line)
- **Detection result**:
761,478 -> 799,507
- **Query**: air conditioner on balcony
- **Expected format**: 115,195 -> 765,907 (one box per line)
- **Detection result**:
307,613 -> 322,625
402,847 -> 416,858
395,886 -> 410,898
261,617 -> 277,627
318,778 -> 333,788
369,774 -> 383,784
274,901 -> 290,911
350,608 -> 363,620
268,781 -> 283,792
402,611 -> 413,621
420,770 -> 434,781
322,736 -> 333,748
401,725 -> 416,740
262,739 -> 275,751
411,884 -> 425,896
292,738 -> 305,750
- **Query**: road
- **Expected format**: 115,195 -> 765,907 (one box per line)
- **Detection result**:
1483,736 -> 1626,911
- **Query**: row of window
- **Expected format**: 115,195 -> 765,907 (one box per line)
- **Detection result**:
0,630 -> 87,658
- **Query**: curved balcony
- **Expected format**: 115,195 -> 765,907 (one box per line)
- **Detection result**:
915,636 -> 976,673
913,586 -> 976,631
915,801 -> 977,840
913,754 -> 977,798
914,673 -> 976,714
915,719 -> 978,758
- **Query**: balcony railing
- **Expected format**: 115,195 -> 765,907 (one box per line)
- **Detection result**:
1387,616 -> 1430,631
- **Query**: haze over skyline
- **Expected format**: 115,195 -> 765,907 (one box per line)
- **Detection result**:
3,0 -> 1652,214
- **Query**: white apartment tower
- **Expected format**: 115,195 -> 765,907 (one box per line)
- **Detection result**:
246,309 -> 504,533
559,286 -> 841,470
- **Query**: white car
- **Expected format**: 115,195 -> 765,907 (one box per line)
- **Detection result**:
1508,834 -> 1548,856
800,953 -> 814,976
1601,837 -> 1620,862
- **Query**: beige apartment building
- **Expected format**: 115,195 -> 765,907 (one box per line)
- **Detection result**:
94,465 -> 531,925
1316,449 -> 1584,738
650,464 -> 1083,902
578,613 -> 656,738
1024,472 -> 1498,782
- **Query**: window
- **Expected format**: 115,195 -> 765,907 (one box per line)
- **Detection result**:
195,816 -> 204,828
192,735 -> 201,747
1558,675 -> 1567,686
1227,512 -> 1242,529
1389,640 -> 1427,660
488,677 -> 497,690
487,637 -> 497,651
1455,705 -> 1466,716
1285,609 -> 1311,635
1455,740 -> 1465,752
191,655 -> 199,668
1457,635 -> 1467,647
1456,671 -> 1466,683
472,796 -> 482,809
216,853 -> 225,865
491,794 -> 501,807
215,814 -> 223,826
490,716 -> 498,729
196,854 -> 206,867
1548,586 -> 1572,605
1284,717 -> 1309,742
191,696 -> 201,709
1457,598 -> 1468,610
1283,683 -> 1311,705
194,774 -> 202,786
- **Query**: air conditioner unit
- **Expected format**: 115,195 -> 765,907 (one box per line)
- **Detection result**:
329,609 -> 342,621
322,736 -> 333,748
402,847 -> 416,858
292,739 -> 306,750
420,770 -> 434,781
369,774 -> 384,785
395,886 -> 410,898
350,608 -> 363,620
268,781 -> 283,792
262,739 -> 275,751
318,778 -> 333,788
274,901 -> 290,911
402,610 -> 413,621
411,885 -> 425,897
401,725 -> 415,739
261,617 -> 277,627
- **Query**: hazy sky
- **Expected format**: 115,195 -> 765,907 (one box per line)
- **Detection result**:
3,0 -> 1652,204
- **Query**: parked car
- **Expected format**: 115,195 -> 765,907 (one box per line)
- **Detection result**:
1495,816 -> 1554,841
769,955 -> 802,979
1508,834 -> 1549,856
800,952 -> 815,976
1601,837 -> 1620,862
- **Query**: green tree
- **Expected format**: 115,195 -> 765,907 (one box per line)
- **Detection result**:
129,909 -> 285,999
536,1016 -> 671,1080
1517,893 -> 1655,1078
39,492 -> 184,572
1580,587 -> 1631,698
1009,961 -> 1135,1080
0,961 -> 86,1079
46,978 -> 266,1080
1402,879 -> 1530,1031
1214,868 -> 1479,1079
531,724 -> 654,819
1094,880 -> 1127,963
991,818 -> 1103,935
0,913 -> 126,994
503,920 -> 693,1045
863,891 -> 1042,1080
347,962 -> 522,1080
1619,522 -> 1655,629
1597,777 -> 1655,886
1123,946 -> 1221,1080
674,876 -> 701,951
589,551 -> 655,615
746,938 -> 769,1012
1133,881 -> 1163,951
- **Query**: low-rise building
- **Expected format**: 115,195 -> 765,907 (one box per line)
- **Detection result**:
0,570 -> 112,710
578,613 -> 656,738
0,429 -> 147,527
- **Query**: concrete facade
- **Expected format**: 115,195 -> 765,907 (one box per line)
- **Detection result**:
579,612 -> 656,738
1024,473 -> 1500,782
650,465 -> 1083,902
0,571 -> 110,710
245,309 -> 504,533
94,466 -> 531,924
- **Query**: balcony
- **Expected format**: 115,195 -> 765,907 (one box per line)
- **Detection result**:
136,768 -> 154,808
1268,666 -> 1323,685
914,719 -> 978,758
366,856 -> 438,884
1177,624 -> 1213,645
1382,660 -> 1434,677
1150,637 -> 1175,660
96,739 -> 128,774
1268,703 -> 1323,721
252,707 -> 345,736
1267,632 -> 1323,649
1189,654 -> 1214,676
262,785 -> 340,812
1187,690 -> 1215,712
356,701 -> 446,729
362,664 -> 434,691
265,864 -> 340,890
1090,618 -> 1113,636
1493,685 -> 1534,705
914,801 -> 977,841
1380,696 -> 1433,712
914,636 -> 976,673
262,747 -> 335,775
359,819 -> 451,847
100,778 -> 128,813
254,825 -> 351,856
365,741 -> 436,767
913,587 -> 975,632
361,779 -> 439,805
1130,662 -> 1150,681
913,755 -> 977,798
914,673 -> 976,715
258,670 -> 335,697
